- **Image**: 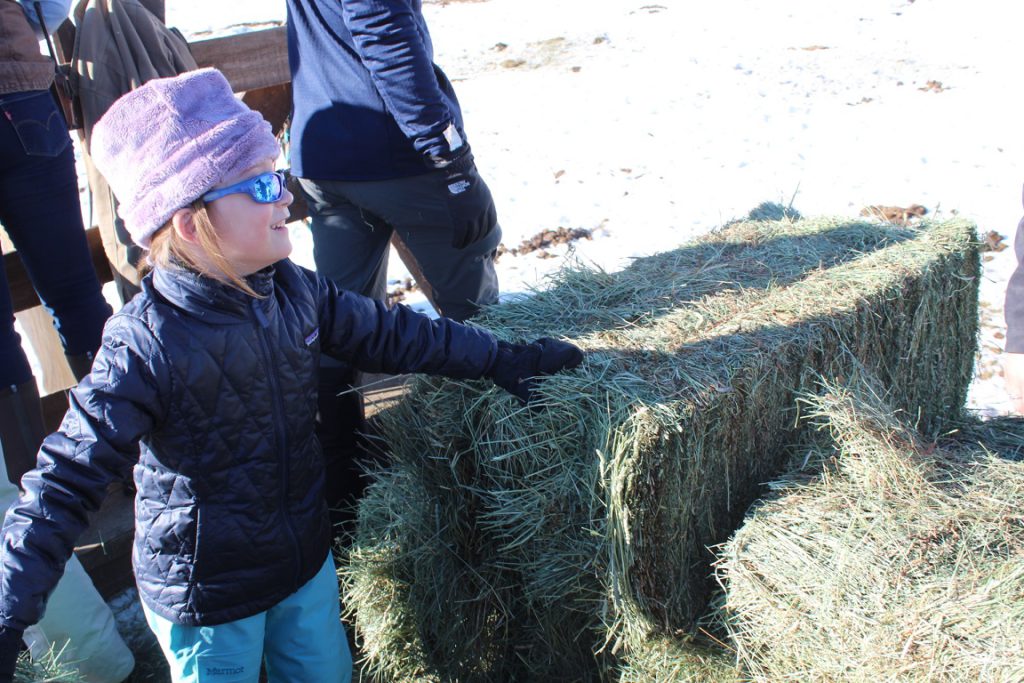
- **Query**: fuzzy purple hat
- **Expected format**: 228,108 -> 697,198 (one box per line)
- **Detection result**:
90,68 -> 281,248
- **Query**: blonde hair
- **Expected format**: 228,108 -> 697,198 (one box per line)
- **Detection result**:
146,199 -> 263,298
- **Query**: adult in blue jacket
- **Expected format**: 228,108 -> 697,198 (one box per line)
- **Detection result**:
287,0 -> 500,316
287,0 -> 504,526
0,0 -> 113,486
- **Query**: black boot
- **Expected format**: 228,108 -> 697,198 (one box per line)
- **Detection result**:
0,380 -> 46,487
65,351 -> 95,383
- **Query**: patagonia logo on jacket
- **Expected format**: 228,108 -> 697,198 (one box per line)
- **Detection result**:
304,328 -> 319,346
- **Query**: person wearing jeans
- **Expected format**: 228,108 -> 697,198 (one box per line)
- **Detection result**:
0,0 -> 112,485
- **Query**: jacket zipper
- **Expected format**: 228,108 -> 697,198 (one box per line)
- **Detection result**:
251,299 -> 303,588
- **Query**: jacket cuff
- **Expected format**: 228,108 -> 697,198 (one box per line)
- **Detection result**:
420,123 -> 467,168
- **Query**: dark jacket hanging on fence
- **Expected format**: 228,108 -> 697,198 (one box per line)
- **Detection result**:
72,0 -> 197,290
0,259 -> 499,629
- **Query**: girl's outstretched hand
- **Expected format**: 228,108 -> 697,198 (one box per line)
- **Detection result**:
486,338 -> 584,403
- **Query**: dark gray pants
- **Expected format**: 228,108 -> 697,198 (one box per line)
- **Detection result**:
298,169 -> 501,322
298,171 -> 502,533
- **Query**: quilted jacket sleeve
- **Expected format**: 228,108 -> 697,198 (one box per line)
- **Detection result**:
0,313 -> 169,631
311,268 -> 498,377
341,0 -> 459,160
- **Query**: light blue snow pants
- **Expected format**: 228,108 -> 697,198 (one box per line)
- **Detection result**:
142,555 -> 352,683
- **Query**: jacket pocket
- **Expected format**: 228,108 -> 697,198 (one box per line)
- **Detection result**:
0,90 -> 70,158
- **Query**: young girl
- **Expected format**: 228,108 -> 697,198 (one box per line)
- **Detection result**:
0,68 -> 581,683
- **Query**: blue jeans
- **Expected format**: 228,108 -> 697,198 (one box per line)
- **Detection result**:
143,555 -> 352,683
0,89 -> 112,387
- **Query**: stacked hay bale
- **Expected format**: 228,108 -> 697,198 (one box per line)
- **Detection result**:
717,378 -> 1024,682
342,217 -> 979,681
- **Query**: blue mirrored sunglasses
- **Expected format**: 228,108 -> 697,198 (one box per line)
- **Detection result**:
201,170 -> 286,204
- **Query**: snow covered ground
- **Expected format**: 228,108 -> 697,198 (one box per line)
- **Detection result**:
159,0 -> 1023,416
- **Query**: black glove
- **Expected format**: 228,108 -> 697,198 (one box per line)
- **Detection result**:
0,626 -> 24,683
430,144 -> 498,250
487,338 -> 584,403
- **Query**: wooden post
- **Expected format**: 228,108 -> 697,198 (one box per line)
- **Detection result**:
14,311 -> 77,394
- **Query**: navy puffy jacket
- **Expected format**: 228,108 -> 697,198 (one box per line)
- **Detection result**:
286,0 -> 466,180
0,259 -> 497,628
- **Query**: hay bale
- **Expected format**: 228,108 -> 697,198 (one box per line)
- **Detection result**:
342,217 -> 979,681
717,378 -> 1024,682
